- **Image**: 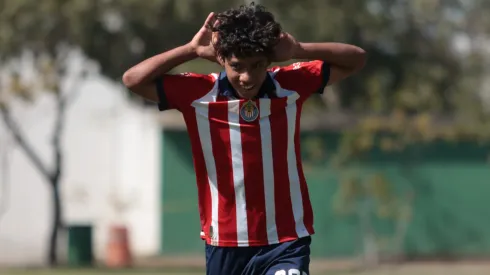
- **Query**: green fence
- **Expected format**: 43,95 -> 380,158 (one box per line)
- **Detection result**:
160,130 -> 490,258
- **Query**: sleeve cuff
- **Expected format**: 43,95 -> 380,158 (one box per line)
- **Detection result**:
155,76 -> 169,111
317,61 -> 330,94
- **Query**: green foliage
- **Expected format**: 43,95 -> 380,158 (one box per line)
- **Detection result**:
4,0 -> 490,265
0,0 -> 245,79
1,0 -> 489,115
267,0 -> 488,113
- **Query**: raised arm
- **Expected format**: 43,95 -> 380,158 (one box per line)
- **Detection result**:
269,33 -> 366,98
122,45 -> 197,102
293,42 -> 366,85
122,12 -> 218,102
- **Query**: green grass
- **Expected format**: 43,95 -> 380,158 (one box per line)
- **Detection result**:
0,268 -> 202,275
2,263 -> 490,275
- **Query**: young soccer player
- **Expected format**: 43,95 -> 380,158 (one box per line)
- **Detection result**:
123,3 -> 365,275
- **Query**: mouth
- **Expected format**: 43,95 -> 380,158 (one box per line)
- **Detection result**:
240,85 -> 256,91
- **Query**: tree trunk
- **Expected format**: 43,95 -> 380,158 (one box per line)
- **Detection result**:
1,56 -> 83,266
48,181 -> 62,266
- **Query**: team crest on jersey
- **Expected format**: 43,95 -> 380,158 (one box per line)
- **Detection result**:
240,100 -> 259,122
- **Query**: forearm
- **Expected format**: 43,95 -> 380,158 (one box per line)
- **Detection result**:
294,42 -> 366,70
122,43 -> 197,88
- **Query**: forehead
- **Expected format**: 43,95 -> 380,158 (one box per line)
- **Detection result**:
227,55 -> 268,64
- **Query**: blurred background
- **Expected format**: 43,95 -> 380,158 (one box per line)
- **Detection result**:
1,0 -> 490,274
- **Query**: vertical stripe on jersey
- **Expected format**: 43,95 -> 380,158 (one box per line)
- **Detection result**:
294,103 -> 314,234
269,97 -> 297,240
228,100 -> 249,246
182,110 -> 212,240
239,100 -> 267,245
285,96 -> 308,238
194,104 -> 220,244
259,99 -> 279,244
208,101 -> 237,244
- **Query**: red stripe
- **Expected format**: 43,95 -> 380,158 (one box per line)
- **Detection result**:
294,103 -> 314,234
183,110 -> 211,241
239,100 -> 267,243
269,98 -> 297,240
208,101 -> 237,244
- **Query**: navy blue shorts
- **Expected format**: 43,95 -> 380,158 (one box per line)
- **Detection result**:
205,236 -> 311,275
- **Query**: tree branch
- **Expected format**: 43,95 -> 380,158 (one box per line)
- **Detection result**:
51,72 -> 85,186
51,92 -> 65,186
0,105 -> 51,181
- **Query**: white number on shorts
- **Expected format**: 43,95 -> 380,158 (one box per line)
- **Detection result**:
274,269 -> 307,275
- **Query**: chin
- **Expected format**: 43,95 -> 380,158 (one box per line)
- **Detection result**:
238,90 -> 259,99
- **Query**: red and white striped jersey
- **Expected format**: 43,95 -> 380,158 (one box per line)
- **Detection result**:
156,60 -> 330,247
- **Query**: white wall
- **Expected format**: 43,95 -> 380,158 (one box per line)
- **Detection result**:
0,75 -> 162,266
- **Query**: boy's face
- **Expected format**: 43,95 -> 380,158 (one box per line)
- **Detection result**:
222,55 -> 270,99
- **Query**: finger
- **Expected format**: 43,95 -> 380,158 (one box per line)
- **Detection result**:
212,32 -> 218,45
213,19 -> 220,28
203,12 -> 215,28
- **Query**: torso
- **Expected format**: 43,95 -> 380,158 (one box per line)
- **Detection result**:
181,71 -> 314,247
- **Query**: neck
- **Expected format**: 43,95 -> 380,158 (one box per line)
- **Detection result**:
236,90 -> 259,100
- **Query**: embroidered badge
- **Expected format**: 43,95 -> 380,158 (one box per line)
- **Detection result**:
240,100 -> 259,122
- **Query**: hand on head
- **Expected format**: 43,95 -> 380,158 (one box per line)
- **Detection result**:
190,12 -> 222,64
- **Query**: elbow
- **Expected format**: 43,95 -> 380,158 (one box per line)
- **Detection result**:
122,69 -> 141,90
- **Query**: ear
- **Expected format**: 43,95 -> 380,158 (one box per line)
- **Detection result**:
217,55 -> 225,66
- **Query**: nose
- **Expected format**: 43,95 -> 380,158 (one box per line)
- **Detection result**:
239,72 -> 252,84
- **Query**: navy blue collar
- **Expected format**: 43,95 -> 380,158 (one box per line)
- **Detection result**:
218,71 -> 276,99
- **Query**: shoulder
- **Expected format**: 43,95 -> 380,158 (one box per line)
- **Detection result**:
159,72 -> 219,111
162,72 -> 218,99
268,61 -> 329,96
164,72 -> 218,89
270,60 -> 324,75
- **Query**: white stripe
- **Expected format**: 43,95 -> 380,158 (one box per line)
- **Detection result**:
285,96 -> 308,238
275,86 -> 300,99
195,103 -> 219,243
192,83 -> 219,106
259,99 -> 278,244
228,100 -> 248,246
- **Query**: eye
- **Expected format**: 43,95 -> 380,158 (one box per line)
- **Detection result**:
231,64 -> 242,71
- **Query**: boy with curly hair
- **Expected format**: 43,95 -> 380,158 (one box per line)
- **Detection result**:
123,3 -> 365,275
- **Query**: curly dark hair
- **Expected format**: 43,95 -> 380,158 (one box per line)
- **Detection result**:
209,3 -> 282,60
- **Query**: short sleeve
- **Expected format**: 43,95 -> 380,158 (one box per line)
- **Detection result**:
271,60 -> 330,99
155,72 -> 216,112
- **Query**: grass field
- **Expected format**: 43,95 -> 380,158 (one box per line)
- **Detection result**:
5,271 -> 176,275
2,263 -> 490,275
